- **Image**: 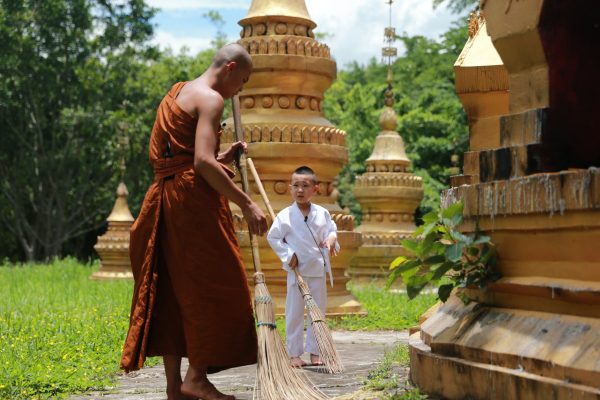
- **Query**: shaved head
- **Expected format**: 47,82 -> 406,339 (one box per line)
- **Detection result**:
211,43 -> 252,71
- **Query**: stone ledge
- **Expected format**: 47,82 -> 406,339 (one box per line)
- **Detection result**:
441,168 -> 600,219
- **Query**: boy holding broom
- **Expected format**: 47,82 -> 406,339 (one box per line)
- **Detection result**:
267,166 -> 340,367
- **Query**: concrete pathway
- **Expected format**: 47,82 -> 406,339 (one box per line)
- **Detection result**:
70,330 -> 410,399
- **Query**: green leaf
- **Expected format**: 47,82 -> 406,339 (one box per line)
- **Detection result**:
397,259 -> 422,273
449,230 -> 472,245
411,225 -> 425,239
442,218 -> 453,226
460,293 -> 470,305
468,247 -> 479,256
389,256 -> 407,270
481,244 -> 499,264
451,213 -> 463,227
417,231 -> 438,255
431,261 -> 457,281
421,210 -> 439,224
406,274 -> 432,300
444,242 -> 465,262
421,242 -> 445,257
438,284 -> 454,303
400,239 -> 420,253
441,201 -> 463,220
421,222 -> 438,237
472,236 -> 491,245
423,255 -> 446,265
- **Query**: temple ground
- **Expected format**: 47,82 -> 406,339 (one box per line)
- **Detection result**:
69,330 -> 413,400
1,259 -> 437,399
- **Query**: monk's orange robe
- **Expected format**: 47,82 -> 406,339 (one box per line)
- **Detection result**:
120,82 -> 257,373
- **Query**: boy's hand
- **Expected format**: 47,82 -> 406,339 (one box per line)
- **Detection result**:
320,235 -> 339,257
289,253 -> 299,269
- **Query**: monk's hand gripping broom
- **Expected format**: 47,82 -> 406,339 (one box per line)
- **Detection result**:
246,157 -> 345,375
231,95 -> 329,400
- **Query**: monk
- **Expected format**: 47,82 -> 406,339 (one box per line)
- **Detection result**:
120,43 -> 268,400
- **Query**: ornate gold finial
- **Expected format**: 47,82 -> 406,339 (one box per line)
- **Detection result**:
451,137 -> 461,175
468,8 -> 484,39
379,1 -> 397,132
107,100 -> 134,223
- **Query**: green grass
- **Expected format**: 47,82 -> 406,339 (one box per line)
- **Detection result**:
361,341 -> 410,391
0,259 -> 438,399
329,284 -> 439,331
0,257 -> 161,399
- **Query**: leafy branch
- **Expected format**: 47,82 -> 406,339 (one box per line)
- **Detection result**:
386,201 -> 500,305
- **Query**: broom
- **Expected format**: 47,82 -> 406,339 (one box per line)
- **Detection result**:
246,157 -> 345,374
231,95 -> 329,400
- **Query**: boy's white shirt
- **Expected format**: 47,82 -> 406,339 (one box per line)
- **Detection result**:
267,202 -> 339,287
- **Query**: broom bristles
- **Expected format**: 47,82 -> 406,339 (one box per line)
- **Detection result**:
253,272 -> 330,400
297,281 -> 345,374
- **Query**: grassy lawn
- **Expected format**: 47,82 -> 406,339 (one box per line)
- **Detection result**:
0,258 -> 161,399
0,259 -> 437,399
329,285 -> 439,331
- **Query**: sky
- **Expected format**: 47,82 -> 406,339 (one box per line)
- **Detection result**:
146,0 -> 461,69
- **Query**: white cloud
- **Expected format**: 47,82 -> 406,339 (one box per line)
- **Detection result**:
151,29 -> 212,54
146,0 -> 250,10
304,0 -> 455,68
149,0 -> 458,67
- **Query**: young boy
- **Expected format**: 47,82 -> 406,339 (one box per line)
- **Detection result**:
267,166 -> 340,367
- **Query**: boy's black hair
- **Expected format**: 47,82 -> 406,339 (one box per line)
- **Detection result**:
291,166 -> 317,184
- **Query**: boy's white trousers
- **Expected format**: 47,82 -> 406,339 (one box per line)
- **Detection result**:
285,273 -> 327,357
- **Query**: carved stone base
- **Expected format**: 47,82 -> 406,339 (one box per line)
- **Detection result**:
91,221 -> 133,281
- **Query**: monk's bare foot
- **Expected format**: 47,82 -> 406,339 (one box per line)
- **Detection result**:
291,356 -> 307,368
181,365 -> 233,400
310,354 -> 324,366
167,389 -> 198,400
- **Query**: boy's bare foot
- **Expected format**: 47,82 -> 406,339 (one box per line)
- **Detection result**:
291,356 -> 307,367
310,354 -> 324,366
181,365 -> 234,400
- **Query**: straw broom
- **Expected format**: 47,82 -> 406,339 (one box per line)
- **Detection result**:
231,95 -> 329,400
246,157 -> 345,375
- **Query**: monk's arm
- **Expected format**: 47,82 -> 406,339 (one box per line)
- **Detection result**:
194,92 -> 267,235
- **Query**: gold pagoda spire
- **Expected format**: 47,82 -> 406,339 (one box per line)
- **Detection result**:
91,101 -> 135,280
349,0 -> 424,285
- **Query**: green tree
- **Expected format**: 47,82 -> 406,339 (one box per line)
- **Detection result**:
0,0 -> 157,260
324,20 -> 470,225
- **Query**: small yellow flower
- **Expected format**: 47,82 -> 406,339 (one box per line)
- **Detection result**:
0,385 -> 4,388
51,384 -> 55,387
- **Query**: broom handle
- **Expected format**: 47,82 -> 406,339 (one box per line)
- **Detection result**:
247,158 -> 306,284
232,95 -> 262,274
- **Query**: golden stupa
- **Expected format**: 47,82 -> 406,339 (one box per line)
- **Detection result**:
349,8 -> 424,285
410,2 -> 600,399
91,133 -> 135,280
221,0 -> 364,317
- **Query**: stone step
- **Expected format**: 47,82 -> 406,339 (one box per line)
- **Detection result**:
479,143 -> 543,182
499,107 -> 547,147
450,174 -> 479,187
411,295 -> 600,398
